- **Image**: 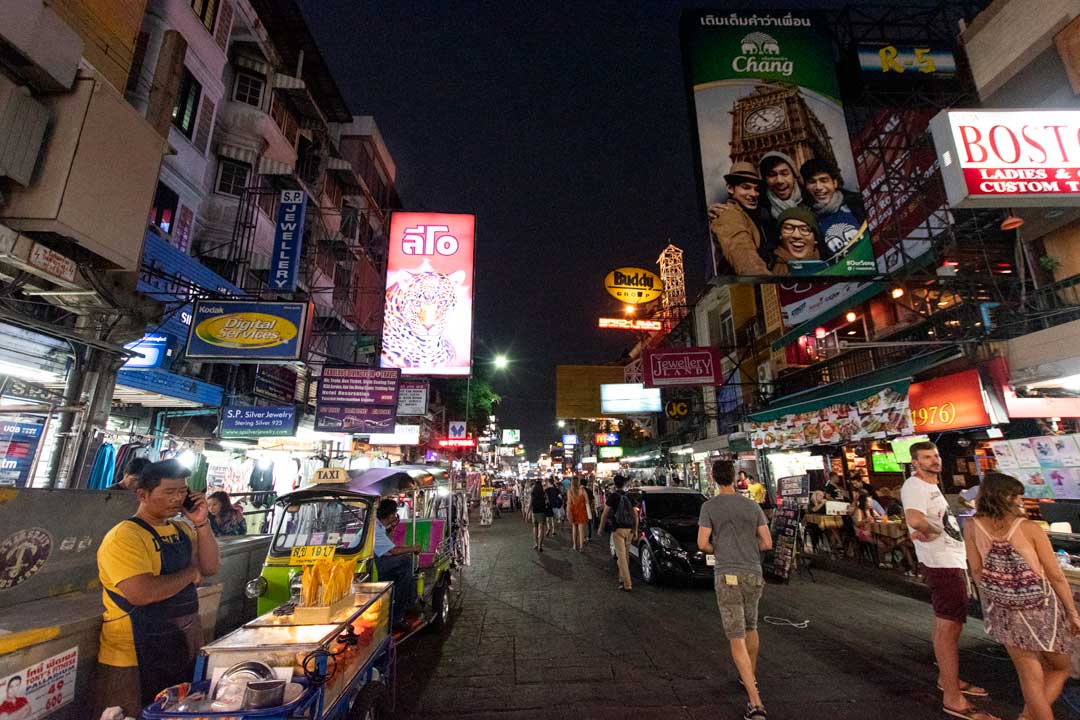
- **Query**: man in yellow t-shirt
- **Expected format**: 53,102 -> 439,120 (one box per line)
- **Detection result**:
747,476 -> 767,506
90,459 -> 220,718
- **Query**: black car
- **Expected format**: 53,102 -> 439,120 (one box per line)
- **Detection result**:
608,486 -> 712,585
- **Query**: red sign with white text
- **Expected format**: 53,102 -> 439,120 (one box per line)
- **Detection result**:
642,347 -> 722,388
908,369 -> 991,432
438,438 -> 476,449
380,213 -> 475,376
932,110 -> 1080,207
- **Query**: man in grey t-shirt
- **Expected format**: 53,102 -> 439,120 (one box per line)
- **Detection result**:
698,461 -> 772,720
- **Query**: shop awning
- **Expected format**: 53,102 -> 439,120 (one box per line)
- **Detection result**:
747,346 -> 962,422
115,369 -> 224,408
771,282 -> 882,351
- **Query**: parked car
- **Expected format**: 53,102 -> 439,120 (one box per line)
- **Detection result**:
608,486 -> 712,585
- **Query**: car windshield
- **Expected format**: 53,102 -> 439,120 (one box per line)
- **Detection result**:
639,493 -> 706,519
271,499 -> 369,557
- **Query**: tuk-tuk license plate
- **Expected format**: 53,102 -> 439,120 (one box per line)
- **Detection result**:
706,554 -> 716,566
291,545 -> 336,564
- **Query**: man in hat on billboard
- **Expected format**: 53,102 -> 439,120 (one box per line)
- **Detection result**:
708,162 -> 770,276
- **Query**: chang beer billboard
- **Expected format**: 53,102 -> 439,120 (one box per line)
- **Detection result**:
681,11 -> 875,329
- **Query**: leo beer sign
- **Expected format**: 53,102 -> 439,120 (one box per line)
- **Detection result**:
932,109 -> 1080,207
643,347 -> 722,387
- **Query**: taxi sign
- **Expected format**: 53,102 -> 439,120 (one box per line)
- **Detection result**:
290,544 -> 336,564
312,467 -> 347,484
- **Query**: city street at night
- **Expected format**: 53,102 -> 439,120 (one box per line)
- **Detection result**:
394,516 -> 1037,720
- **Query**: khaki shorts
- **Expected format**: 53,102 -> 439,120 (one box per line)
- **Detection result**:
714,571 -> 765,639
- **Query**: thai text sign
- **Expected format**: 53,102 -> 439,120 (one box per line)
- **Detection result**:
380,212 -> 475,376
643,347 -> 722,387
315,366 -> 400,434
270,190 -> 307,291
0,646 -> 77,720
908,369 -> 991,433
932,110 -> 1080,207
396,380 -> 429,416
185,301 -> 309,362
220,406 -> 297,438
604,267 -> 663,304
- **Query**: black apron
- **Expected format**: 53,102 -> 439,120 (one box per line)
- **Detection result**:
105,517 -> 202,705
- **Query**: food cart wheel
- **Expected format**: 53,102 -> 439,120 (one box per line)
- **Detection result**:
347,681 -> 388,720
429,578 -> 451,631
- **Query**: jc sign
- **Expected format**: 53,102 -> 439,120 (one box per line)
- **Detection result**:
665,400 -> 690,419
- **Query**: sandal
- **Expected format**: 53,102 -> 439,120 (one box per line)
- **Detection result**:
943,706 -> 1000,720
937,682 -> 989,698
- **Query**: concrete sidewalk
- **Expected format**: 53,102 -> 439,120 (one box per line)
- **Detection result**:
391,515 -> 1078,719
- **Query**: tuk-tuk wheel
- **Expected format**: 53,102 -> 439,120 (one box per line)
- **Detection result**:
348,681 -> 387,720
430,578 -> 451,631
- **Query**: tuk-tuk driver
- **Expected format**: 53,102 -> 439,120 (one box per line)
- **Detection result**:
91,459 -> 220,717
374,499 -> 422,632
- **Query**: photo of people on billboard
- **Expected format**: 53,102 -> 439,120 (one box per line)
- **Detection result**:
683,11 -> 873,282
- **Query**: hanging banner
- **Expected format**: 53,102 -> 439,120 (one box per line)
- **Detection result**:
0,419 -> 44,488
314,367 -> 400,434
380,213 -> 475,376
269,190 -> 307,292
396,381 -> 430,416
185,300 -> 310,362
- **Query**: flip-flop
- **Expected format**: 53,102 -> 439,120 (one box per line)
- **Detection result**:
943,706 -> 1000,720
937,682 -> 989,698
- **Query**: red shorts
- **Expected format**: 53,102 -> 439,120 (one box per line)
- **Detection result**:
925,567 -> 968,624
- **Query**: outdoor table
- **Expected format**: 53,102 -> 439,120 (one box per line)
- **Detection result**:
871,521 -> 907,539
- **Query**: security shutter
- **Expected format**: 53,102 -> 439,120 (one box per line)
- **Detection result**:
193,97 -> 215,154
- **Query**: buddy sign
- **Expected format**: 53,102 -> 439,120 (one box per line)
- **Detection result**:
932,109 -> 1080,207
604,267 -> 663,304
185,301 -> 310,362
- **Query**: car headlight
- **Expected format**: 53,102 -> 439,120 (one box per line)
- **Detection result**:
245,576 -> 268,599
651,527 -> 680,550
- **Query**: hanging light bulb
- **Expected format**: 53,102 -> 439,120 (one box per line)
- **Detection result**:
891,287 -> 905,299
845,311 -> 857,323
814,327 -> 827,339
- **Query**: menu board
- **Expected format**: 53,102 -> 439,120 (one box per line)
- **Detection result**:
763,504 -> 801,582
990,435 -> 1080,499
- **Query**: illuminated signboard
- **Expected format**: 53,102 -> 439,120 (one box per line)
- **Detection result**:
595,432 -> 619,446
380,212 -> 475,376
908,370 -> 991,433
603,267 -> 663,304
439,438 -> 477,448
185,300 -> 310,363
643,347 -> 722,387
598,318 -> 663,331
562,434 -> 579,446
600,383 -> 662,414
501,428 -> 521,444
598,446 -> 624,459
931,109 -> 1080,207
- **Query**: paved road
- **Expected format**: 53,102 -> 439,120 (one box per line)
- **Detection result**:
392,514 -> 1079,719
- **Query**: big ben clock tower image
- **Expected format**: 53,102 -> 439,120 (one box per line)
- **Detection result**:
730,83 -> 837,172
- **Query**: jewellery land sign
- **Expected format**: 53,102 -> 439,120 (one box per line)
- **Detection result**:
396,380 -> 430,416
380,212 -> 475,377
314,367 -> 400,434
603,267 -> 664,304
643,347 -> 722,387
931,109 -> 1080,208
185,300 -> 310,362
269,190 -> 307,292
220,406 -> 298,438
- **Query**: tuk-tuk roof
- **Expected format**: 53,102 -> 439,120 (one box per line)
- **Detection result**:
393,464 -> 450,484
346,466 -> 436,496
275,485 -> 376,505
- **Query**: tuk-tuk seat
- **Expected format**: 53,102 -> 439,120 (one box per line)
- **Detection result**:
390,519 -> 445,569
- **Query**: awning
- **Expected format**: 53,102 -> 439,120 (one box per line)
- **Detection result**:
772,282 -> 882,351
235,55 -> 270,76
115,369 -> 224,408
748,346 -> 962,422
257,156 -> 295,176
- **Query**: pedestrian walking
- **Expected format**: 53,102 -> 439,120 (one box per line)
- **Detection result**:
583,480 -> 596,541
545,478 -> 561,537
598,474 -> 638,591
901,441 -> 997,720
696,461 -> 772,719
963,472 -> 1080,720
530,479 -> 548,552
567,476 -> 589,552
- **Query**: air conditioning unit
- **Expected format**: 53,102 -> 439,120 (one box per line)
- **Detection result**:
0,81 -> 49,186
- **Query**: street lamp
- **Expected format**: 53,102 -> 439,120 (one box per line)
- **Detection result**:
557,420 -> 565,428
493,354 -> 509,370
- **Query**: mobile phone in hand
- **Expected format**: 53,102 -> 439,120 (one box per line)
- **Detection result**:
182,490 -> 197,512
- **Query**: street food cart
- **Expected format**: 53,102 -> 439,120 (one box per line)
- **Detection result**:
142,582 -> 394,720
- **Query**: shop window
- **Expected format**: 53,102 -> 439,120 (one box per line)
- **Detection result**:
216,158 -> 250,197
172,69 -> 202,139
234,71 -> 265,108
149,182 -> 180,234
190,0 -> 218,33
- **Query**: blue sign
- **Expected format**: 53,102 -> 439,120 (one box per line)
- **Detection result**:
220,406 -> 297,438
122,334 -> 173,370
116,369 -> 224,406
185,300 -> 310,362
0,420 -> 44,488
270,190 -> 307,292
562,434 -> 579,446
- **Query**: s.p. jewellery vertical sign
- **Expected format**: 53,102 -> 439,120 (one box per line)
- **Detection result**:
270,190 -> 307,292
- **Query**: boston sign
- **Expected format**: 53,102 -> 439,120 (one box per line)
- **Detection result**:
931,109 -> 1080,207
185,300 -> 310,362
643,347 -> 722,387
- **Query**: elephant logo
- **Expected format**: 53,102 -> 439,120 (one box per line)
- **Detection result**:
740,32 -> 780,55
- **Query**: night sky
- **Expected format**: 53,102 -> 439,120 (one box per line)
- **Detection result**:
300,0 -> 853,454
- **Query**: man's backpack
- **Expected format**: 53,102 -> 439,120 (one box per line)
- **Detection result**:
976,519 -> 1049,611
613,491 -> 634,528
